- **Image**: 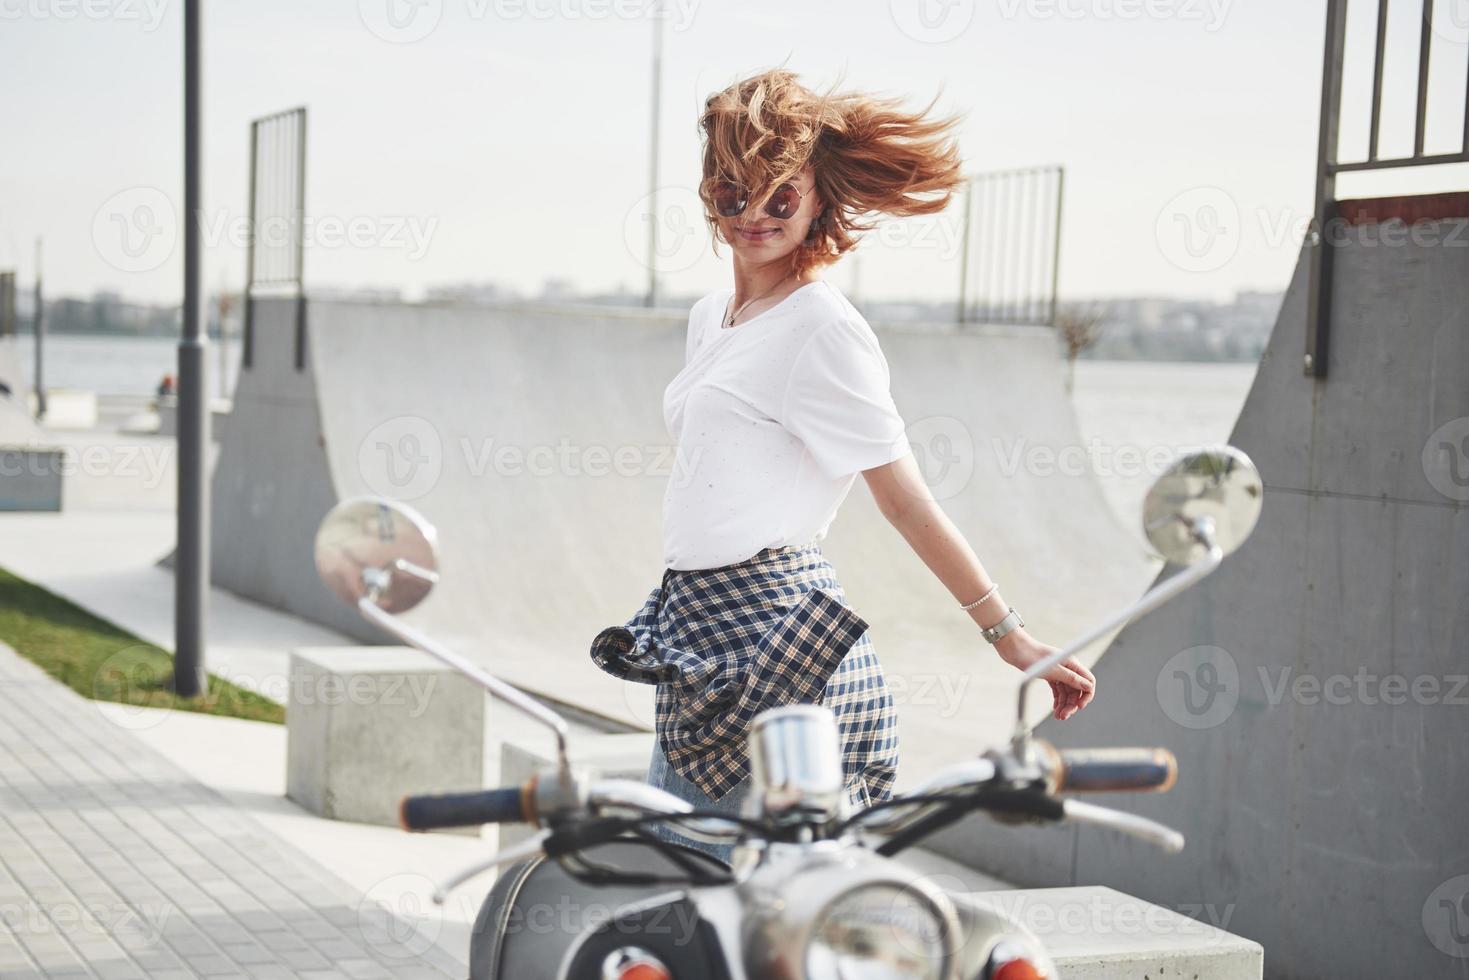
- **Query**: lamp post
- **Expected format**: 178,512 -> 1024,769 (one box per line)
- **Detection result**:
173,0 -> 209,698
645,10 -> 663,308
32,239 -> 44,420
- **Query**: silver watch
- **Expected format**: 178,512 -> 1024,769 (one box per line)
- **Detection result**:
981,607 -> 1024,644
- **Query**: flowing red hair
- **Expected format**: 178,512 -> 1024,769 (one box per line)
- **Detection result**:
698,68 -> 966,276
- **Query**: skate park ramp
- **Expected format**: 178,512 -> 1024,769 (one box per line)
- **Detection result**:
210,297 -> 1158,778
931,195 -> 1469,979
0,338 -> 35,439
0,395 -> 40,444
0,337 -> 42,444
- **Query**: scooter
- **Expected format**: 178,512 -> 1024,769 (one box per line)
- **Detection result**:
311,445 -> 1263,980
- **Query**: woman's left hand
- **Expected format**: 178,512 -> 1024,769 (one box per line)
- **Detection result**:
994,631 -> 1096,721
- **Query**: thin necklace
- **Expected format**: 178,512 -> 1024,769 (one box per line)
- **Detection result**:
724,273 -> 797,329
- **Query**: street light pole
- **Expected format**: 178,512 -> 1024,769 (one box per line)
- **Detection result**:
33,239 -> 45,420
645,10 -> 663,308
174,0 -> 209,698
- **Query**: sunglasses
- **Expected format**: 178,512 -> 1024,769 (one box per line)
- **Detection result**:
712,180 -> 808,221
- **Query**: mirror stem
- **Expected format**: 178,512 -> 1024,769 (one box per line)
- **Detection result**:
355,598 -> 571,766
391,558 -> 440,585
1012,517 -> 1223,749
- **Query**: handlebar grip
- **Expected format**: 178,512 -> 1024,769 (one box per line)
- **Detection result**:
399,786 -> 529,832
1052,747 -> 1178,793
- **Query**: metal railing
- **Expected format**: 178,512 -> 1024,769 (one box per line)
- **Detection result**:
956,165 -> 1064,327
0,272 -> 15,337
1307,0 -> 1469,378
242,106 -> 308,371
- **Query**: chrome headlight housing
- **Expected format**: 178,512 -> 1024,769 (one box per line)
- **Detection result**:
806,883 -> 948,980
742,847 -> 959,980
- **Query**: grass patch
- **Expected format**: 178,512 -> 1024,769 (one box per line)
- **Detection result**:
0,566 -> 284,724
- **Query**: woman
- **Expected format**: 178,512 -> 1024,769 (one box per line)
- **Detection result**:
590,69 -> 1096,860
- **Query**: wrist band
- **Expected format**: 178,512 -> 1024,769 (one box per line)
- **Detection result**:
981,608 -> 1024,644
960,583 -> 999,611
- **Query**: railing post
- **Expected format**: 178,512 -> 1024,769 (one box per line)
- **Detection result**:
1305,0 -> 1347,379
957,176 -> 973,324
242,119 -> 258,370
1049,167 -> 1065,327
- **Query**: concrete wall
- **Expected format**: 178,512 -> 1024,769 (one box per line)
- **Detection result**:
206,298 -> 380,642
931,220 -> 1469,978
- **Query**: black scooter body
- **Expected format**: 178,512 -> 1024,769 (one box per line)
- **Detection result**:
468,840 -> 729,980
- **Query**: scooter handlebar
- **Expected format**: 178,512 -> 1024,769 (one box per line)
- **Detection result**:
399,786 -> 529,832
1047,746 -> 1178,793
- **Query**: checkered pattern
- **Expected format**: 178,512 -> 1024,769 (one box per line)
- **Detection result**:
590,543 -> 898,806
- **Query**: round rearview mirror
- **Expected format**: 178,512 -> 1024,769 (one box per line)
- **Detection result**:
313,497 -> 440,614
1143,446 -> 1263,565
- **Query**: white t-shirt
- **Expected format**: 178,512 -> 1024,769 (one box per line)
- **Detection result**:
661,279 -> 911,571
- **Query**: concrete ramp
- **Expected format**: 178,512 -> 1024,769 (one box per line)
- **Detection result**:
211,297 -> 1156,777
0,338 -> 34,436
936,198 -> 1469,978
0,338 -> 23,388
0,397 -> 40,445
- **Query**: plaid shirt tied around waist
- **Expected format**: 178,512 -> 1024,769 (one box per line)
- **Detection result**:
589,543 -> 898,806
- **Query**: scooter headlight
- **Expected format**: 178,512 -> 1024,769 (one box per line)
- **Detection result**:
805,884 -> 948,980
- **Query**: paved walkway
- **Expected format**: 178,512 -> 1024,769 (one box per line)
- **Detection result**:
0,646 -> 465,980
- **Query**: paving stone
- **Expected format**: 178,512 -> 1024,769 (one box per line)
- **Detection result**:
0,646 -> 463,978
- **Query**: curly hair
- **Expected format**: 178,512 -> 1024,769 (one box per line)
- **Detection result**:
698,68 -> 966,276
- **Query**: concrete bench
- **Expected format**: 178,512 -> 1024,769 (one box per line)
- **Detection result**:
0,446 -> 64,511
287,646 -> 486,833
964,886 -> 1263,979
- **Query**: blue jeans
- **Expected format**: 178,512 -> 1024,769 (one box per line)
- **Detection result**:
645,742 -> 751,864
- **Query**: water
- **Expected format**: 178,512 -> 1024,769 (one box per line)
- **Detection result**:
4,334 -> 242,400
1071,359 -> 1258,526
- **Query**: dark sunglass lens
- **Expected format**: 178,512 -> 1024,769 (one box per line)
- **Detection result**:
766,184 -> 800,219
713,181 -> 746,217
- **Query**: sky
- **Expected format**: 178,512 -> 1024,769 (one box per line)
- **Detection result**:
1,0 -> 1467,306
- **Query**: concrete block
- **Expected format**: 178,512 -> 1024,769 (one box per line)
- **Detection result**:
963,886 -> 1263,980
287,646 -> 485,832
27,389 -> 97,430
498,732 -> 654,849
157,396 -> 230,440
0,446 -> 64,511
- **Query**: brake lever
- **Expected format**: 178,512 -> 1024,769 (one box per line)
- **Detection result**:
587,778 -> 747,844
1061,799 -> 1185,853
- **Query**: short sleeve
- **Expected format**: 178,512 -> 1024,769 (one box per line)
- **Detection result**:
684,304 -> 702,364
781,319 -> 911,480
685,291 -> 727,365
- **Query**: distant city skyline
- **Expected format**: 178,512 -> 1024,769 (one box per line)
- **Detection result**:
10,279 -> 1285,365
3,1 -> 1468,307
